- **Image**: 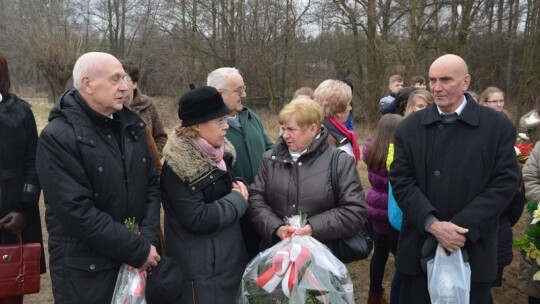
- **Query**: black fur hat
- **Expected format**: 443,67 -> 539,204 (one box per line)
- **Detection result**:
178,86 -> 231,127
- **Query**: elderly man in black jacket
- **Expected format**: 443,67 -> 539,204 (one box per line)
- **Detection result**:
390,54 -> 520,303
36,52 -> 161,303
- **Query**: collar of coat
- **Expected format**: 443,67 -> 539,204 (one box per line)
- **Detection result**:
162,133 -> 236,184
0,93 -> 31,128
421,93 -> 479,127
49,89 -> 146,147
272,126 -> 330,162
129,88 -> 153,113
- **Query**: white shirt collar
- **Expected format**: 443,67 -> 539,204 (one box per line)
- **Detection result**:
437,95 -> 467,115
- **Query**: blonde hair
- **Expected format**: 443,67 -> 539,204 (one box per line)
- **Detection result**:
404,89 -> 433,117
479,86 -> 504,106
313,79 -> 352,117
174,124 -> 199,138
279,99 -> 324,131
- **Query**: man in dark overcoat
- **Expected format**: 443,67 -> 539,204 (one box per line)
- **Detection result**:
389,54 -> 520,303
36,52 -> 161,303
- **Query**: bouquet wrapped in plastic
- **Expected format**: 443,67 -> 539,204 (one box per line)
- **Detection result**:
111,267 -> 147,304
238,214 -> 354,303
111,217 -> 147,304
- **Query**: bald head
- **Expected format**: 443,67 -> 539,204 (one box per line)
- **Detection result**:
73,52 -> 120,90
430,54 -> 469,76
72,52 -> 128,116
428,54 -> 471,113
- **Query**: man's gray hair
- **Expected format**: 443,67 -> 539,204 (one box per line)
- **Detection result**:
72,52 -> 100,90
207,67 -> 241,90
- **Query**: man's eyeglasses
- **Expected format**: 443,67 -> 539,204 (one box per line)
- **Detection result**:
222,85 -> 247,95
487,99 -> 504,104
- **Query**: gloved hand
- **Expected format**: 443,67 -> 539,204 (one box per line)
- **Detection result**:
0,211 -> 28,234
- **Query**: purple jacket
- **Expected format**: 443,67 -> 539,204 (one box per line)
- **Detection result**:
362,137 -> 390,234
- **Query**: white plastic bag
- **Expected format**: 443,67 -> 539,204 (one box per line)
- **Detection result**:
238,214 -> 354,303
111,266 -> 147,304
427,243 -> 471,304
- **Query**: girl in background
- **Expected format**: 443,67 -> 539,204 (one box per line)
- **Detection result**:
363,114 -> 403,304
387,88 -> 433,304
404,89 -> 433,117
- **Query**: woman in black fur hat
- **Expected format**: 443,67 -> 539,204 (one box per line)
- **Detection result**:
160,86 -> 249,304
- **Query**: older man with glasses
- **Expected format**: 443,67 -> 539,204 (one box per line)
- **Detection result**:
207,67 -> 273,259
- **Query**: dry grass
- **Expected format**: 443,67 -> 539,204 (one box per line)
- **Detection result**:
25,97 -> 526,303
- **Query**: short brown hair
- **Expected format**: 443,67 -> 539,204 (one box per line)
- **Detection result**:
388,74 -> 403,85
313,79 -> 352,117
293,87 -> 314,99
410,75 -> 425,85
279,99 -> 324,131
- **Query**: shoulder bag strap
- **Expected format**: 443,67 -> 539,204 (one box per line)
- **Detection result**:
331,149 -> 345,203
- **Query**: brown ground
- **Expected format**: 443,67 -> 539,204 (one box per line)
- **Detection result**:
23,200 -> 530,303
24,99 -> 528,303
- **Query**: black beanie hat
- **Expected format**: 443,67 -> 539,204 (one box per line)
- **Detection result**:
178,86 -> 231,127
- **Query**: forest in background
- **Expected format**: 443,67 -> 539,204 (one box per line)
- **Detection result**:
0,0 -> 538,124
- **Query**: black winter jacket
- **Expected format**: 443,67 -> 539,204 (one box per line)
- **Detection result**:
0,93 -> 45,273
36,89 -> 160,302
161,134 -> 248,304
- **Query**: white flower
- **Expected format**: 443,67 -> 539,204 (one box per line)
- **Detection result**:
515,146 -> 521,156
532,207 -> 540,225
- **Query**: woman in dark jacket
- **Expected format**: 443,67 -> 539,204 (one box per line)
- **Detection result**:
0,52 -> 44,304
161,86 -> 249,304
247,98 -> 366,252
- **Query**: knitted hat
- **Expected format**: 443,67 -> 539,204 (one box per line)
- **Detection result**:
178,86 -> 231,127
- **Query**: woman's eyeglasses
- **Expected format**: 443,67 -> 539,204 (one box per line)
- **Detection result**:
211,116 -> 231,128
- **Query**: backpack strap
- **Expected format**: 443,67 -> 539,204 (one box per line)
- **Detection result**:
331,148 -> 345,203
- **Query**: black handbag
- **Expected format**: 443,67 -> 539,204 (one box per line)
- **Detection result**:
329,149 -> 373,263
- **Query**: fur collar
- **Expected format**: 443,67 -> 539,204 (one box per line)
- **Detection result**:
130,88 -> 153,113
163,133 -> 236,183
0,94 -> 31,128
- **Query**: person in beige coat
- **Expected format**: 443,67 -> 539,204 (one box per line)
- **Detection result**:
519,141 -> 540,304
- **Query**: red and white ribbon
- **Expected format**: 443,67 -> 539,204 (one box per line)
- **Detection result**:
255,243 -> 310,297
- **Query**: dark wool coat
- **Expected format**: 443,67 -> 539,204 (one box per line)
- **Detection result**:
161,135 -> 248,304
247,127 -> 367,249
36,89 -> 160,303
362,137 -> 390,234
390,95 -> 520,283
0,93 -> 45,273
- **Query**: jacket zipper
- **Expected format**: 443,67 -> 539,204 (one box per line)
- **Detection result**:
189,168 -> 218,187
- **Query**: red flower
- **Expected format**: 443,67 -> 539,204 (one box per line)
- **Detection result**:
517,142 -> 534,164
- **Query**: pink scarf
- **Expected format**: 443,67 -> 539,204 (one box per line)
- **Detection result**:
326,117 -> 361,162
190,137 -> 227,171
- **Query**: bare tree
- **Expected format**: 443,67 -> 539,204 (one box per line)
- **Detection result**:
5,0 -> 82,103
